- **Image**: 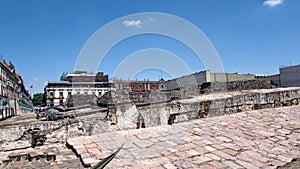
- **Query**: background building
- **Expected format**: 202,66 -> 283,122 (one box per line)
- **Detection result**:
0,60 -> 32,118
164,70 -> 255,90
45,71 -> 114,107
114,79 -> 165,92
280,64 -> 300,87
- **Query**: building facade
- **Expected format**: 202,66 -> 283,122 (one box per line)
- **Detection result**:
280,64 -> 300,87
45,71 -> 114,107
164,70 -> 255,90
114,79 -> 165,92
0,60 -> 32,118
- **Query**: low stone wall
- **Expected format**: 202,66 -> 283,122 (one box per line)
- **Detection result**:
0,120 -> 78,141
112,87 -> 300,130
2,87 -> 300,141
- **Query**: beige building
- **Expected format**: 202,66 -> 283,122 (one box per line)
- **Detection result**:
164,70 -> 255,90
280,64 -> 300,87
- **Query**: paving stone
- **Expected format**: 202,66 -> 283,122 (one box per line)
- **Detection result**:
235,159 -> 260,169
185,150 -> 201,157
197,164 -> 215,169
82,157 -> 99,166
130,148 -> 160,159
204,145 -> 217,152
220,143 -> 241,151
208,160 -> 227,168
163,163 -> 177,169
132,140 -> 153,148
141,156 -> 169,166
240,150 -> 269,163
222,148 -> 238,156
87,148 -> 101,155
192,155 -> 212,163
172,159 -> 193,168
236,154 -> 267,168
149,165 -> 164,169
204,153 -> 222,160
85,143 -> 98,149
222,160 -> 244,169
215,136 -> 232,143
9,105 -> 297,169
255,130 -> 276,137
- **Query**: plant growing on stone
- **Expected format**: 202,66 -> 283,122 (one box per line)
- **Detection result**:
91,143 -> 124,169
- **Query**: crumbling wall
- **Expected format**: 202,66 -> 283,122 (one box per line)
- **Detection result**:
135,88 -> 300,126
2,88 -> 300,139
0,120 -> 78,141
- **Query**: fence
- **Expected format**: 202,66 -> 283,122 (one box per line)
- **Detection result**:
0,107 -> 15,121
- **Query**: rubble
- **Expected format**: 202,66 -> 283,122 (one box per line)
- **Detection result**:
65,94 -> 98,107
0,80 -> 298,168
200,80 -> 276,93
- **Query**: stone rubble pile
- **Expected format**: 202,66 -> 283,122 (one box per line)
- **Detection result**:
201,80 -> 276,93
65,94 -> 98,107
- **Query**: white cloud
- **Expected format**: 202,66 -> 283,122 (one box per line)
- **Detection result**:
123,20 -> 142,28
33,77 -> 39,81
263,0 -> 284,7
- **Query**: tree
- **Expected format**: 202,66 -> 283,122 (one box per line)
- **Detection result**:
32,93 -> 44,106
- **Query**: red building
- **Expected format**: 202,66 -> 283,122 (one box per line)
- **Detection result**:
115,79 -> 165,92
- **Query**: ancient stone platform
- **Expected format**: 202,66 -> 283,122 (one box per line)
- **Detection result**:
0,143 -> 84,169
67,105 -> 300,169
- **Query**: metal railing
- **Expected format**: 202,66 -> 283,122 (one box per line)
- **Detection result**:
0,107 -> 15,121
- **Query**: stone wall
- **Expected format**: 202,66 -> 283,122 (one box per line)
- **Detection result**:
0,120 -> 78,141
210,73 -> 255,82
2,87 -> 300,140
113,87 -> 300,129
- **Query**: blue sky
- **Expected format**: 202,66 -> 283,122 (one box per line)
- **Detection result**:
0,0 -> 299,94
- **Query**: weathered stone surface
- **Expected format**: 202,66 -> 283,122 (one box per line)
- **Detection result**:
64,105 -> 300,169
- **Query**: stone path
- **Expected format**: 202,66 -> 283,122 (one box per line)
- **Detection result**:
67,105 -> 300,169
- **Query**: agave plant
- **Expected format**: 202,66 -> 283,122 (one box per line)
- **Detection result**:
91,143 -> 124,169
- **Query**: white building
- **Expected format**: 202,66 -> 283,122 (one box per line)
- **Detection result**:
45,71 -> 114,107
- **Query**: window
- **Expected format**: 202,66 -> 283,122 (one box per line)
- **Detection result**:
153,84 -> 156,90
59,92 -> 63,99
49,92 -> 54,99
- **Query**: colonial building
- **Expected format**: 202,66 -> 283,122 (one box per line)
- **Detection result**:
114,79 -> 165,92
45,71 -> 114,107
0,60 -> 32,119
